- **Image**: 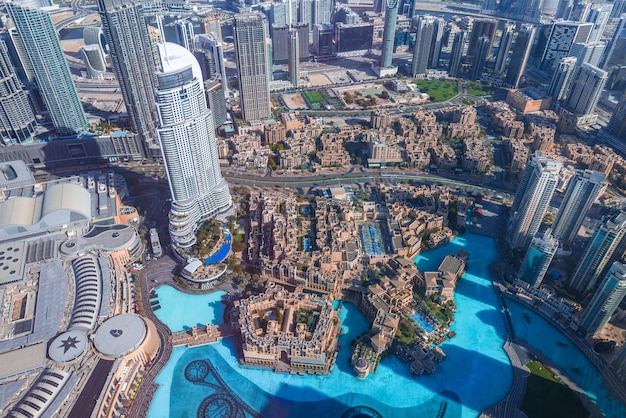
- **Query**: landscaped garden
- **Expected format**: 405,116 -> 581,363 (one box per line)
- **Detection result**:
466,81 -> 502,97
414,79 -> 459,102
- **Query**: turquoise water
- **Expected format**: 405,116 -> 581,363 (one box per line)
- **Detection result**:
508,299 -> 626,418
151,285 -> 226,332
147,232 -> 624,418
204,229 -> 231,265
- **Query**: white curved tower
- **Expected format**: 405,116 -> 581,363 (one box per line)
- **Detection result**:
156,42 -> 232,248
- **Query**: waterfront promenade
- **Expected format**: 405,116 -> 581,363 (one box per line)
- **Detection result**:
128,266 -> 174,418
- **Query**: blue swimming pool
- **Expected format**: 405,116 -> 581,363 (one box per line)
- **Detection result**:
147,232 -> 624,418
412,311 -> 435,333
204,229 -> 231,265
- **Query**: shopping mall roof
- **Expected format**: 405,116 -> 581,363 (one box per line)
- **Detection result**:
93,314 -> 147,358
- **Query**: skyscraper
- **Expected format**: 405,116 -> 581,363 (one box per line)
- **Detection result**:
504,24 -> 536,88
233,13 -> 271,121
569,212 -> 626,293
552,169 -> 605,247
547,56 -> 578,101
411,16 -> 436,77
155,42 -> 232,248
540,21 -> 593,71
494,23 -> 515,75
467,18 -> 496,59
98,0 -> 159,152
470,36 -> 490,80
518,230 -> 559,287
380,0 -> 399,70
448,31 -> 465,78
288,29 -> 299,88
509,153 -> 562,249
428,16 -> 445,69
0,40 -> 36,145
602,15 -> 626,69
569,41 -> 605,67
607,90 -> 626,140
563,62 -> 607,116
585,3 -> 612,43
7,2 -> 87,136
313,0 -> 333,24
579,261 -> 626,335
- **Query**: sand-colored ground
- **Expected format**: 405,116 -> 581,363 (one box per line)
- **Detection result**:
307,73 -> 333,87
283,93 -> 308,110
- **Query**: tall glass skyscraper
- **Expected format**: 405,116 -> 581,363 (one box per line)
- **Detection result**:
517,230 -> 559,288
155,43 -> 232,248
7,2 -> 87,136
579,261 -> 626,335
569,212 -> 626,294
97,0 -> 159,153
234,13 -> 271,121
380,0 -> 399,69
509,152 -> 562,249
552,169 -> 605,247
504,24 -> 536,89
0,40 -> 36,144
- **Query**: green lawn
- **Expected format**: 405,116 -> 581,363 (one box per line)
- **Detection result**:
413,79 -> 458,102
521,360 -> 588,418
466,81 -> 500,97
303,90 -> 327,105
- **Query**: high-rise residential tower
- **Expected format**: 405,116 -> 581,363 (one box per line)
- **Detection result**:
156,42 -> 232,248
518,230 -> 559,287
379,0 -> 400,71
602,15 -> 626,69
504,24 -> 536,88
563,62 -> 607,116
234,13 -> 271,121
547,56 -> 577,100
585,3 -> 612,43
467,18 -> 497,59
552,169 -> 605,246
494,23 -> 515,75
411,16 -> 435,77
448,31 -> 465,78
7,2 -> 87,136
98,0 -> 159,153
607,90 -> 626,140
470,36 -> 490,80
569,212 -> 626,294
579,261 -> 626,335
0,40 -> 36,145
509,153 -> 562,249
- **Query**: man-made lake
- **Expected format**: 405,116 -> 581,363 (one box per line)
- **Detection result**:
147,233 -> 623,417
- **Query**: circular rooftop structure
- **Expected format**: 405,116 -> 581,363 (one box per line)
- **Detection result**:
93,314 -> 147,358
48,330 -> 88,364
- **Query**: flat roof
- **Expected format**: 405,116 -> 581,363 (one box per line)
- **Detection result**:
0,261 -> 67,353
93,314 -> 147,358
0,160 -> 35,190
0,342 -> 46,380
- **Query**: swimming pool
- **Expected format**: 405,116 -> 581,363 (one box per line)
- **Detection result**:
204,228 -> 231,265
412,311 -> 435,333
